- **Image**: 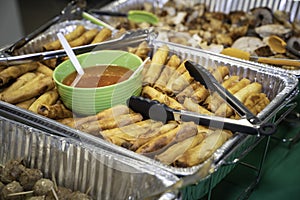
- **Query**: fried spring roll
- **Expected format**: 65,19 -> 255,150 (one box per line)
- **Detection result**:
244,93 -> 270,116
134,41 -> 150,60
212,66 -> 229,83
142,86 -> 184,110
143,45 -> 169,86
41,59 -> 57,69
105,121 -> 164,148
154,55 -> 181,92
15,98 -> 36,110
170,71 -> 194,94
80,113 -> 143,134
215,82 -> 262,117
183,98 -> 214,116
28,89 -> 59,113
228,82 -> 262,104
107,136 -> 130,147
43,25 -> 86,51
164,61 -> 187,95
227,78 -> 251,94
141,58 -> 152,77
36,62 -> 53,77
221,76 -> 240,89
176,81 -> 201,103
190,84 -> 209,104
131,121 -> 178,151
1,73 -> 55,104
0,72 -> 36,98
156,133 -> 205,165
69,28 -> 99,47
136,121 -> 197,154
74,104 -> 130,127
91,27 -> 112,44
205,76 -> 241,111
208,77 -> 249,112
175,130 -> 232,167
38,101 -> 73,119
0,62 -> 39,86
101,119 -> 163,138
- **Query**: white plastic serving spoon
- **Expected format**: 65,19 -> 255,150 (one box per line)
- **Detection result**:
129,57 -> 150,79
57,32 -> 84,87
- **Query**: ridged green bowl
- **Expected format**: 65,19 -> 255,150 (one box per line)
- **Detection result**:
53,50 -> 143,116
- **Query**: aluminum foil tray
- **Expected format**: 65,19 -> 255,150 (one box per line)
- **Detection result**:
14,20 -> 102,55
0,31 -> 298,200
99,0 -> 300,77
0,34 -> 297,176
0,115 -> 179,200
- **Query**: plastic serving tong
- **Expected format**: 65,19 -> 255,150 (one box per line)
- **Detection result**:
128,61 -> 276,136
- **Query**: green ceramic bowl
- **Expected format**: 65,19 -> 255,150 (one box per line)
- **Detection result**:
53,50 -> 143,116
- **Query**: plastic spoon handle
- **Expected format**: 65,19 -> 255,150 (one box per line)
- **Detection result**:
130,57 -> 150,78
57,32 -> 84,75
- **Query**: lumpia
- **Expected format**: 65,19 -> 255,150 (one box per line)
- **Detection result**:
91,27 -> 112,44
36,62 -> 53,77
0,72 -> 36,98
79,113 -> 143,134
183,98 -> 214,116
38,101 -> 73,119
69,28 -> 99,47
215,82 -> 262,117
170,71 -> 194,94
176,81 -> 201,103
43,25 -> 86,51
136,121 -> 198,154
134,41 -> 150,60
212,66 -> 230,83
28,89 -> 59,113
156,133 -> 205,165
1,73 -> 55,104
154,55 -> 181,92
143,45 -> 169,86
74,104 -> 130,127
175,130 -> 232,167
142,86 -> 184,110
0,62 -> 38,86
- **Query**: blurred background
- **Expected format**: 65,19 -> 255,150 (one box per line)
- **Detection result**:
0,0 -> 112,47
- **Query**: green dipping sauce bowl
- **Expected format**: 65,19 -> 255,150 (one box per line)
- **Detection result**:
53,50 -> 143,116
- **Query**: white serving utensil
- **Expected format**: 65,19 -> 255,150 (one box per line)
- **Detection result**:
57,32 -> 84,87
129,57 -> 150,79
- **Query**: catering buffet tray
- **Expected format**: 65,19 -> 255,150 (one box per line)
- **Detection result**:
0,3 -> 299,199
0,115 -> 180,200
0,30 -> 298,200
99,0 -> 300,77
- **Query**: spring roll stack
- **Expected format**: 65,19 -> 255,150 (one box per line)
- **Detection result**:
69,104 -> 233,167
0,25 -> 116,119
141,45 -> 271,118
0,33 -> 272,169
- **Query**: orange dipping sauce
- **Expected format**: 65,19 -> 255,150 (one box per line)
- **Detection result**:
62,65 -> 133,88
